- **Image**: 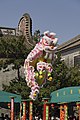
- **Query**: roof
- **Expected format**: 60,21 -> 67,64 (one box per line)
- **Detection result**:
58,35 -> 80,52
0,91 -> 21,103
50,86 -> 80,103
0,27 -> 15,30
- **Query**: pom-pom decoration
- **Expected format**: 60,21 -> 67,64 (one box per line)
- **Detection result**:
24,31 -> 58,100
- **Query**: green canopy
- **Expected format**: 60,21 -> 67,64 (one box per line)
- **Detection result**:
50,86 -> 80,103
0,91 -> 21,103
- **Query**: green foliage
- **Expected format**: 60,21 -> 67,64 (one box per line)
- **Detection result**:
0,35 -> 30,61
51,53 -> 70,89
67,66 -> 80,86
2,77 -> 30,99
0,35 -> 32,99
38,52 -> 80,101
0,35 -> 32,78
33,30 -> 40,43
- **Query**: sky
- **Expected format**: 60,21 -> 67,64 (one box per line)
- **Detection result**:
0,0 -> 80,44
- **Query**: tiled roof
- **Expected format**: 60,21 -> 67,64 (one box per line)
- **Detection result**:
58,34 -> 80,51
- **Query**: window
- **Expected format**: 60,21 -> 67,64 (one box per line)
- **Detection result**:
74,55 -> 80,66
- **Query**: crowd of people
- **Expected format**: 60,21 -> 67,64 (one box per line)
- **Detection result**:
0,112 -> 79,120
0,113 -> 10,120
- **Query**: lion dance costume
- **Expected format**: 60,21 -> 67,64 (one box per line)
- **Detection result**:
24,31 -> 58,100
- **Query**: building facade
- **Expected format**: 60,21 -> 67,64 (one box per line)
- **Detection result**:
0,27 -> 16,37
57,35 -> 80,67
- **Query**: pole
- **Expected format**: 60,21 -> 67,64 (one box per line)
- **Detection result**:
42,98 -> 50,120
64,104 -> 68,120
77,103 -> 80,120
60,105 -> 65,120
22,100 -> 27,120
11,97 -> 15,120
29,100 -> 33,120
20,103 -> 22,120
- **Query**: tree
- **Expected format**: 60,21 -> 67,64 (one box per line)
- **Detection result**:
33,30 -> 41,43
67,66 -> 80,86
51,52 -> 70,89
0,35 -> 32,99
0,35 -> 32,79
38,52 -> 80,100
2,76 -> 30,99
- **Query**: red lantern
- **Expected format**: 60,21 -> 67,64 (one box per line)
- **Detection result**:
8,103 -> 10,108
51,104 -> 54,108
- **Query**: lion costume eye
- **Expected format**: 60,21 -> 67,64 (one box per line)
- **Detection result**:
45,40 -> 48,44
43,39 -> 49,45
50,46 -> 54,49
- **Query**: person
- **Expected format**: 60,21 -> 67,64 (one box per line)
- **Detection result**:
53,116 -> 59,120
0,113 -> 5,120
34,115 -> 38,120
4,114 -> 10,120
39,118 -> 42,120
34,113 -> 39,120
51,116 -> 54,120
38,115 -> 42,120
